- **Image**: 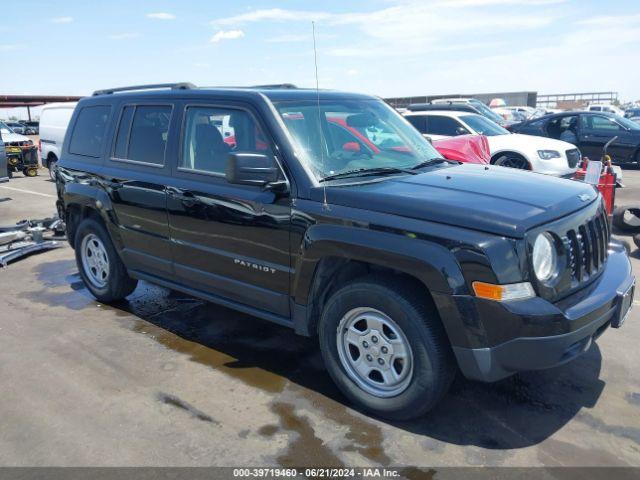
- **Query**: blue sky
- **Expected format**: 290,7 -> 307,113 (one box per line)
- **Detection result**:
1,0 -> 640,118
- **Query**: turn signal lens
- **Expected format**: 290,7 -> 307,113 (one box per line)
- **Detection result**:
472,281 -> 535,301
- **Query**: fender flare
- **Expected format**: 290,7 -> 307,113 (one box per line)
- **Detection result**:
62,182 -> 124,250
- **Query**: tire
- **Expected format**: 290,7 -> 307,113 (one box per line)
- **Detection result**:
74,217 -> 138,302
23,167 -> 38,177
48,158 -> 57,181
492,153 -> 530,170
612,205 -> 640,233
318,276 -> 455,420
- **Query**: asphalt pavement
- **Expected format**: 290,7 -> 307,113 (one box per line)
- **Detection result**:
0,169 -> 638,467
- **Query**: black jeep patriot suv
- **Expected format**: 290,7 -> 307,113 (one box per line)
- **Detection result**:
56,83 -> 635,420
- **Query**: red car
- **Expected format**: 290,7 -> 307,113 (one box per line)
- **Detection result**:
432,135 -> 491,164
328,117 -> 491,165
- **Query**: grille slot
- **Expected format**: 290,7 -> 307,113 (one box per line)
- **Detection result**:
566,149 -> 581,168
564,210 -> 610,283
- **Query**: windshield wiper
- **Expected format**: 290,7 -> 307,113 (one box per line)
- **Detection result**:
410,158 -> 448,170
319,166 -> 417,183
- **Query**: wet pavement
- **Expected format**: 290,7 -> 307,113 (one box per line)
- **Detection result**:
0,173 -> 639,467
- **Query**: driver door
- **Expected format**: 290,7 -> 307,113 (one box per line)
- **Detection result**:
166,102 -> 292,317
578,114 -> 626,161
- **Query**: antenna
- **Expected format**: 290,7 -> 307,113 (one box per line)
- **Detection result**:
312,21 -> 329,210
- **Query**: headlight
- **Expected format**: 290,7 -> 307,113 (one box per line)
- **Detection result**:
532,232 -> 558,282
538,150 -> 561,160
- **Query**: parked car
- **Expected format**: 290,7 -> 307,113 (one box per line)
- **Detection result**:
403,110 -> 580,176
0,121 -> 38,177
511,111 -> 640,166
0,128 -> 8,181
624,108 -> 640,119
588,104 -> 624,117
504,106 -> 536,119
428,97 -> 513,126
39,102 -> 77,180
56,83 -> 634,420
431,135 -> 491,164
3,121 -> 28,135
20,121 -> 39,135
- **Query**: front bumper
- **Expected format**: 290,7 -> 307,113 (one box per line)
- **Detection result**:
450,241 -> 634,382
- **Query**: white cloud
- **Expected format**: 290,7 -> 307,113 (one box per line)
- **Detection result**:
51,16 -> 73,24
212,4 -> 556,58
147,12 -> 176,20
435,0 -> 565,6
577,13 -> 640,27
109,33 -> 141,40
210,30 -> 245,43
211,8 -> 331,26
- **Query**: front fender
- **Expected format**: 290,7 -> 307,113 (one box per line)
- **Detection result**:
293,223 -> 468,306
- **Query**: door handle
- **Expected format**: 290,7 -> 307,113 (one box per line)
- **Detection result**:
168,188 -> 200,207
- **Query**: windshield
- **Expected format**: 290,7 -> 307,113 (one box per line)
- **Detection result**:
274,99 -> 443,181
617,116 -> 640,131
460,114 -> 509,136
466,99 -> 506,124
0,122 -> 13,134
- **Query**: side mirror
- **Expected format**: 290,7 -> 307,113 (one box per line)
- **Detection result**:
455,127 -> 468,136
226,152 -> 280,187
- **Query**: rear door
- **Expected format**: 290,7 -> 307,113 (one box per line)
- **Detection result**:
166,101 -> 292,317
101,103 -> 174,277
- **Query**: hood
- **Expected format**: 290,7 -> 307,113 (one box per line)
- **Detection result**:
319,163 -> 598,238
0,129 -> 30,143
492,133 -> 576,151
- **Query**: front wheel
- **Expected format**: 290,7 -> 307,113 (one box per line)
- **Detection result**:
492,153 -> 530,170
318,277 -> 455,420
74,218 -> 138,302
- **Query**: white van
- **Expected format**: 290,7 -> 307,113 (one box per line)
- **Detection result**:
39,102 -> 77,180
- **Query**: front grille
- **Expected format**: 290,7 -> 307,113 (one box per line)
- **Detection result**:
5,141 -> 30,148
563,209 -> 610,283
566,149 -> 581,168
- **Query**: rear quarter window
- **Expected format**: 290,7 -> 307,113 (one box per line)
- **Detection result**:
68,105 -> 111,157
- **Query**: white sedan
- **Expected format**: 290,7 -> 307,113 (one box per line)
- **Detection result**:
403,110 -> 580,177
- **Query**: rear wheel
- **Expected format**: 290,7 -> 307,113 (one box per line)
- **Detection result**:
318,277 -> 455,420
23,167 -> 38,177
74,217 -> 137,302
492,153 -> 530,170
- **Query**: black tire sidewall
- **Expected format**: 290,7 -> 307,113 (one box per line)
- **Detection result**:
319,282 -> 450,419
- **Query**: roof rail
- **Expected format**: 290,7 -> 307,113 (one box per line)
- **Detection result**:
250,83 -> 298,89
92,82 -> 196,96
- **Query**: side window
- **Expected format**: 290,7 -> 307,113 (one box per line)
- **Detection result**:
427,116 -> 462,136
69,106 -> 111,157
112,105 -> 171,165
584,115 -> 622,131
405,116 -> 427,134
113,106 -> 134,159
180,106 -> 273,176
